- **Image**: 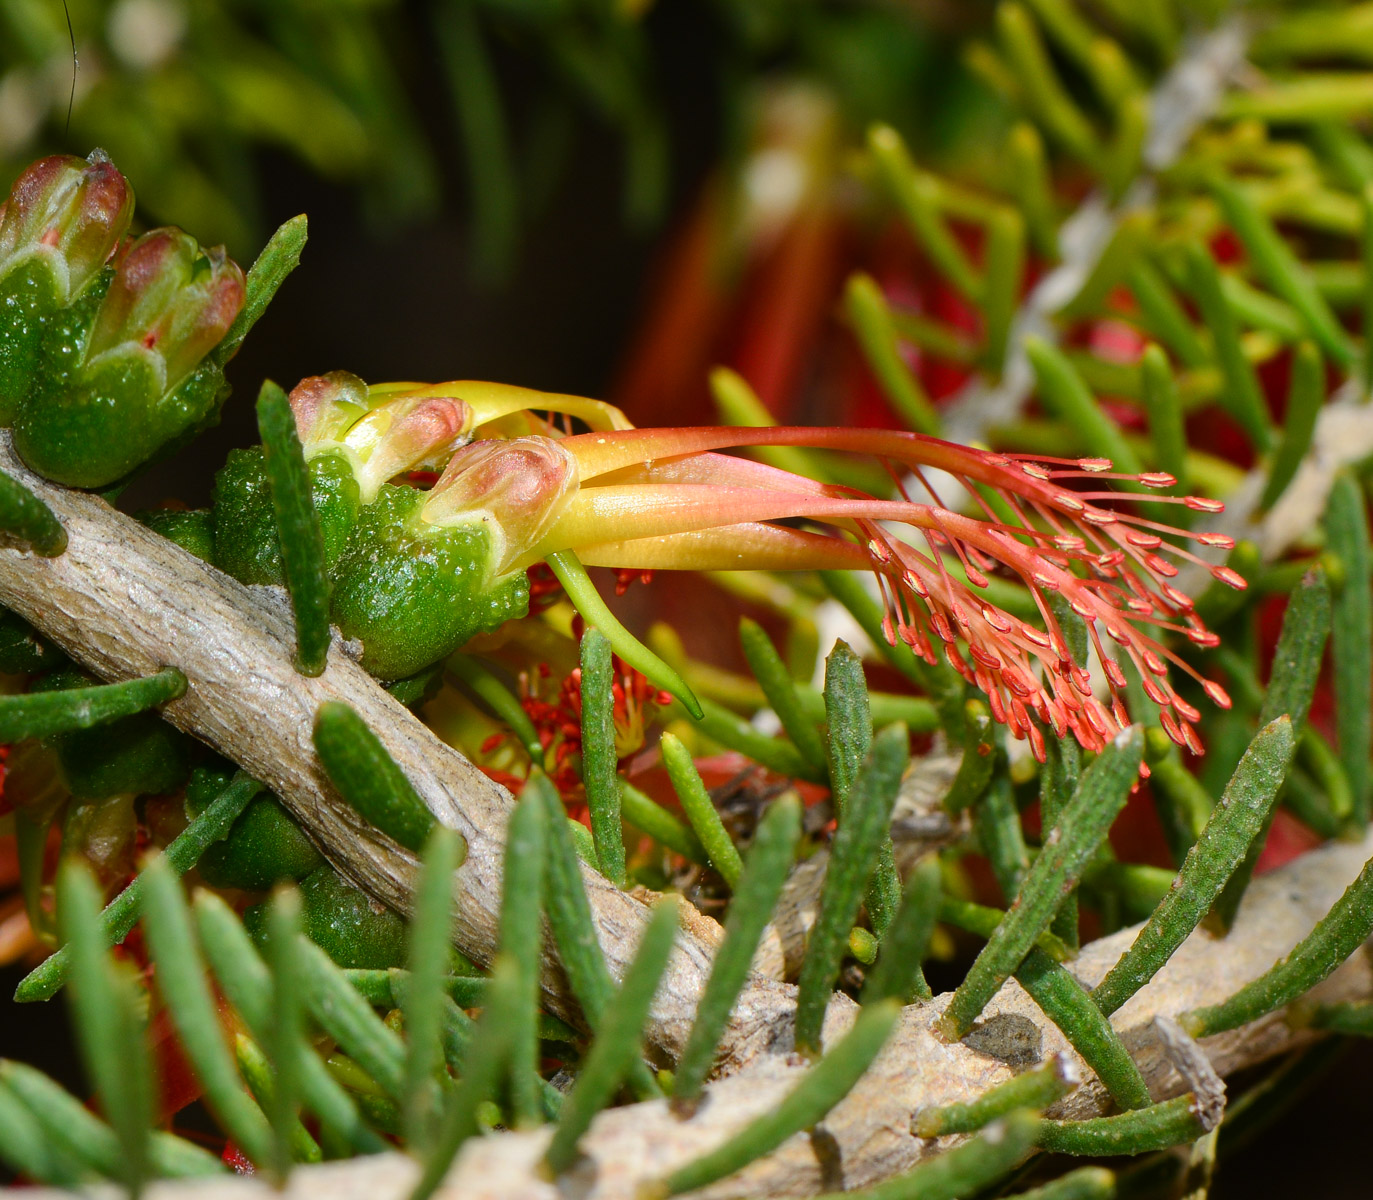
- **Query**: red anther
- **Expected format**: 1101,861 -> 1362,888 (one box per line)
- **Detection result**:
1021,462 -> 1052,480
1203,680 -> 1233,709
1031,572 -> 1060,591
1161,583 -> 1194,611
1195,532 -> 1235,549
1182,722 -> 1205,756
1174,698 -> 1201,723
1126,597 -> 1155,615
1022,625 -> 1052,649
1211,566 -> 1248,590
1111,696 -> 1130,727
1184,496 -> 1224,512
1028,723 -> 1047,763
1069,596 -> 1095,618
983,606 -> 1014,633
1104,660 -> 1127,688
1078,457 -> 1112,472
964,564 -> 990,588
1187,628 -> 1221,648
970,644 -> 1002,670
1139,472 -> 1177,489
1126,531 -> 1163,549
1143,553 -> 1178,577
1084,703 -> 1109,736
1054,535 -> 1087,552
1139,761 -> 1152,779
1081,507 -> 1117,525
1143,650 -> 1167,676
1097,550 -> 1126,568
1106,623 -> 1130,646
1142,677 -> 1169,705
903,568 -> 930,598
1055,492 -> 1086,512
867,538 -> 892,563
931,612 -> 956,642
1159,708 -> 1186,746
881,612 -> 898,646
988,690 -> 1007,724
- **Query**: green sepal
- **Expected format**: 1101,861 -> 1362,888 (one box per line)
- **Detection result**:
329,483 -> 527,680
246,864 -> 406,970
32,669 -> 191,801
0,256 -> 67,423
137,509 -> 217,564
211,448 -> 359,585
185,766 -> 323,892
12,292 -> 229,488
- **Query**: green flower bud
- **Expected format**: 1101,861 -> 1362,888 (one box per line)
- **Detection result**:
33,669 -> 192,801
329,482 -> 528,679
136,507 -> 217,563
185,766 -> 323,892
291,371 -> 473,503
13,226 -> 244,487
245,864 -> 406,969
0,150 -> 133,419
211,446 -> 360,585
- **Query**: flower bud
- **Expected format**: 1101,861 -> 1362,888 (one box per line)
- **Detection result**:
290,373 -> 473,504
85,228 -> 244,396
13,227 -> 245,487
0,150 -> 133,302
422,435 -> 579,576
0,151 -> 133,417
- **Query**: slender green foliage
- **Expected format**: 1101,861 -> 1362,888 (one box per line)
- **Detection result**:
843,272 -> 940,434
1185,848 -> 1373,1037
661,732 -> 743,887
1038,1095 -> 1210,1155
140,855 -> 275,1166
1183,242 -> 1273,451
0,1076 -> 77,1186
499,787 -> 548,1127
216,215 -> 309,364
943,700 -> 995,813
257,380 -> 332,675
1025,336 -> 1142,474
693,695 -> 820,782
942,727 -> 1141,1041
819,1111 -> 1041,1200
915,1056 -> 1075,1137
861,855 -> 941,1005
658,1000 -> 901,1198
620,781 -> 709,865
194,892 -> 385,1154
976,773 -> 1031,901
234,1034 -> 321,1165
1261,342 -> 1323,510
0,1060 -> 221,1181
409,958 -> 521,1200
795,725 -> 909,1055
546,550 -> 701,718
16,772 -> 261,1003
580,626 -> 626,884
1139,345 -> 1190,493
313,701 -> 441,854
403,827 -> 463,1149
674,795 -> 802,1108
740,618 -> 827,772
1095,718 -> 1296,1014
447,655 -> 545,764
545,899 -> 680,1173
298,938 -> 407,1097
58,861 -> 153,1195
0,668 -> 185,743
1326,472 -> 1372,824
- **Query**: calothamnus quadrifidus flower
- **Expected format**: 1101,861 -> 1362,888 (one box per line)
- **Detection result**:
207,369 -> 1242,760
0,151 -> 245,488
